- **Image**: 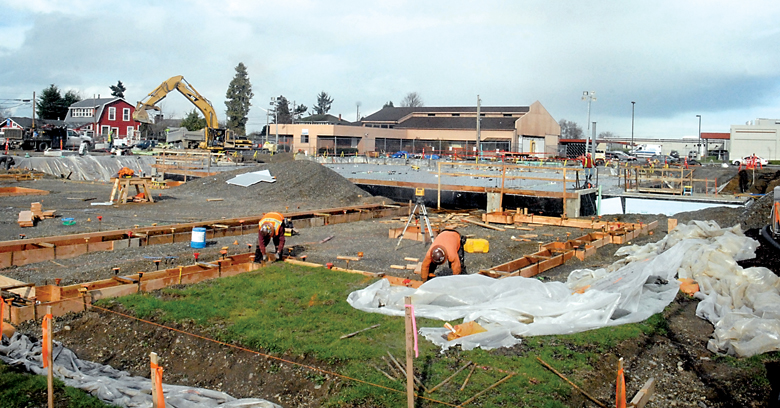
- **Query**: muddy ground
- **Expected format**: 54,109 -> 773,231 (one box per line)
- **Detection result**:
4,161 -> 780,407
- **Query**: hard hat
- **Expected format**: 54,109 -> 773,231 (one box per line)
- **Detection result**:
431,248 -> 446,264
260,223 -> 273,237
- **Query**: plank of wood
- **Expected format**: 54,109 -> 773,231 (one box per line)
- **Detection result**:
337,255 -> 361,261
206,198 -> 223,202
406,264 -> 418,270
390,265 -> 406,270
515,226 -> 535,231
403,257 -> 419,262
463,218 -> 505,231
628,378 -> 655,408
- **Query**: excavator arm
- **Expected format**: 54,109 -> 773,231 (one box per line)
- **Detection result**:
133,75 -> 219,129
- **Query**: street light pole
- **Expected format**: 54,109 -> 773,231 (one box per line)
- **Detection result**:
582,91 -> 596,154
696,114 -> 702,159
631,101 -> 635,153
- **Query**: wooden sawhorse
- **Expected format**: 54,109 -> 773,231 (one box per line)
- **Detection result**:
109,177 -> 155,204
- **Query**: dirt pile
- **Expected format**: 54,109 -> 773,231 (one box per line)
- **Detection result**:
175,160 -> 378,209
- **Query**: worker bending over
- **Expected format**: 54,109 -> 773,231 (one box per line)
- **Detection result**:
421,229 -> 466,282
256,212 -> 286,262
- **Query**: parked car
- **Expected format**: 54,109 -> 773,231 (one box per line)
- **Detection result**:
649,154 -> 679,164
607,151 -> 636,161
732,155 -> 768,166
133,140 -> 157,150
422,154 -> 440,159
390,151 -> 409,158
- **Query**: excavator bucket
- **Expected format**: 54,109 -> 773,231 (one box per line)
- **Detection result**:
132,104 -> 158,124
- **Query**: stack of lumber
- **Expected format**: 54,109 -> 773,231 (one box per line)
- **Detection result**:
18,202 -> 56,227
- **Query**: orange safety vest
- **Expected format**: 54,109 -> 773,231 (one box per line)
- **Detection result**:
583,156 -> 593,168
259,212 -> 284,235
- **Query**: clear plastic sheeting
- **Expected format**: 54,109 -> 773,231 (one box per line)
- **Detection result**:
13,155 -> 156,181
347,220 -> 769,354
0,333 -> 282,408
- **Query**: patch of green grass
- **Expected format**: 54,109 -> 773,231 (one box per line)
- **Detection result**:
107,263 -> 666,407
0,364 -> 114,407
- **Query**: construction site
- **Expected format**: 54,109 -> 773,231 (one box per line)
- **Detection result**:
2,151 -> 780,407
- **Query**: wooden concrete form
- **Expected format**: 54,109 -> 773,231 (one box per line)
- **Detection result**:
480,221 -> 658,279
0,187 -> 49,197
0,203 -> 408,269
5,253 -> 258,324
483,209 -> 652,233
6,254 -> 422,325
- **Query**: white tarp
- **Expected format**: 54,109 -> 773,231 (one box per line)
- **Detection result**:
226,170 -> 275,187
0,333 -> 281,408
348,221 -> 775,356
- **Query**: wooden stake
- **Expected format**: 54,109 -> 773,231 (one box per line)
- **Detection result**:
45,306 -> 53,408
150,352 -> 163,408
404,295 -> 415,408
537,357 -> 606,408
458,373 -> 514,407
428,361 -> 472,393
370,363 -> 397,381
340,323 -> 380,339
460,364 -> 476,391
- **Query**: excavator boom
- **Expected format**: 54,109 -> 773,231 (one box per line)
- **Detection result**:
134,75 -> 251,151
133,76 -> 218,128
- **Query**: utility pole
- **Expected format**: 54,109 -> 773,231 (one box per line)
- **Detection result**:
32,91 -> 36,131
631,101 -> 635,153
476,95 -> 481,162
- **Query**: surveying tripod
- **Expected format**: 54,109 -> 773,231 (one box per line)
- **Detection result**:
396,188 -> 435,249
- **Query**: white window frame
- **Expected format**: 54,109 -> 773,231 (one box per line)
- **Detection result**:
101,125 -> 110,136
127,126 -> 134,136
123,108 -> 130,121
108,107 -> 116,121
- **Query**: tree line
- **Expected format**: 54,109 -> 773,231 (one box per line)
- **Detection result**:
31,62 -> 427,137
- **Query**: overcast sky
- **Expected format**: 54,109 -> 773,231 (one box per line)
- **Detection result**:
1,1 -> 779,138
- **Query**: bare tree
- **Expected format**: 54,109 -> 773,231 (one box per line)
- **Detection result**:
598,131 -> 617,139
558,119 -> 583,139
400,92 -> 423,107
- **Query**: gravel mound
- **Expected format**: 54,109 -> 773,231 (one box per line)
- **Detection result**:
175,160 -> 373,209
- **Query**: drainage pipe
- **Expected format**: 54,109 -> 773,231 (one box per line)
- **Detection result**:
760,225 -> 780,252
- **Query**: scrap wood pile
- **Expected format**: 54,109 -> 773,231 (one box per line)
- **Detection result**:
17,202 -> 56,227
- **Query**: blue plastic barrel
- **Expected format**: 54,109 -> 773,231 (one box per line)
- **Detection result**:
191,227 -> 206,248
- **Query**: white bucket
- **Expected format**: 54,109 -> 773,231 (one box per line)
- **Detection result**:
191,227 -> 206,248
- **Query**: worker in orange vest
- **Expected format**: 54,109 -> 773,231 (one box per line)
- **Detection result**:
420,229 -> 466,282
256,212 -> 286,262
582,153 -> 594,181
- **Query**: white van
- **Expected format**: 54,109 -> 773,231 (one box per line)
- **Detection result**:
632,144 -> 662,158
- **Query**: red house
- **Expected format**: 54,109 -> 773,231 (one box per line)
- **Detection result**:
64,97 -> 140,142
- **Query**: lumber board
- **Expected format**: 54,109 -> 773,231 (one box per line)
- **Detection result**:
628,378 -> 655,408
462,218 -> 505,231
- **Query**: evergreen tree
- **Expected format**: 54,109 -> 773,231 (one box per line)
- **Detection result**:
36,85 -> 81,120
272,95 -> 292,124
225,62 -> 253,136
313,91 -> 333,115
181,109 -> 207,131
110,81 -> 126,98
36,84 -> 63,120
383,101 -> 394,108
62,90 -> 81,111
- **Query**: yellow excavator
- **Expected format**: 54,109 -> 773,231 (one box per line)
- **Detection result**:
133,75 -> 252,151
